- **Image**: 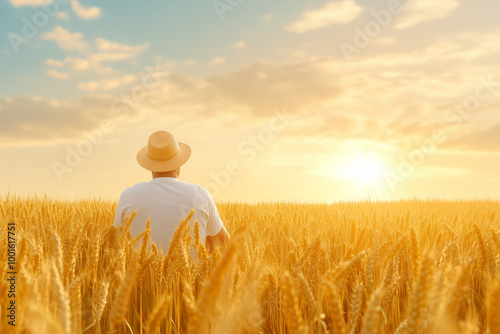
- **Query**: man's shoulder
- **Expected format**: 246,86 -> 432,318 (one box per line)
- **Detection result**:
176,180 -> 204,191
120,182 -> 151,196
119,179 -> 212,202
175,181 -> 211,199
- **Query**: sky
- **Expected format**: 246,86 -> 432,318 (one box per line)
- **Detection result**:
0,0 -> 499,202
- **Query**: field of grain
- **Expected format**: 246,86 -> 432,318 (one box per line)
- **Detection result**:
1,197 -> 500,333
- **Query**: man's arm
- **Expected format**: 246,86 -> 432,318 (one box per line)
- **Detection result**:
206,225 -> 230,251
200,186 -> 230,251
113,195 -> 125,228
113,191 -> 133,235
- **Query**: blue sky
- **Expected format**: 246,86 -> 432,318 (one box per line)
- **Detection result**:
1,0 -> 500,201
2,0 -> 499,97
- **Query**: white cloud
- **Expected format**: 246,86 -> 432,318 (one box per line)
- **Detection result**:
234,42 -> 245,48
71,0 -> 101,20
46,70 -> 68,79
42,27 -> 87,51
46,58 -> 65,68
78,75 -> 136,91
64,57 -> 91,70
287,0 -> 363,33
261,14 -> 273,21
77,58 -> 97,71
89,38 -> 150,62
95,38 -> 149,53
396,0 -> 460,29
8,0 -> 51,7
88,51 -> 146,63
209,57 -> 226,65
44,34 -> 148,79
46,56 -> 115,75
57,11 -> 69,20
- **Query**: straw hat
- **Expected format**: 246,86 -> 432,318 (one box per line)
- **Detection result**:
136,131 -> 191,172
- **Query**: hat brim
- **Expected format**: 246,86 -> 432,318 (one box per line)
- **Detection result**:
136,142 -> 191,172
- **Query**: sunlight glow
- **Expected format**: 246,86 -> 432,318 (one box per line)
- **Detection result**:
340,154 -> 385,187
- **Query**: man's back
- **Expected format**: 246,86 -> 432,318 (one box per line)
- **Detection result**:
114,177 -> 224,250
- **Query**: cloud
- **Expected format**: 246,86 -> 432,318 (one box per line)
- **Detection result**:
44,32 -> 149,60
396,0 -> 460,29
443,123 -> 500,152
142,58 -> 341,118
209,57 -> 226,65
0,62 -> 160,146
8,0 -> 51,7
62,57 -> 91,70
44,37 -> 148,78
234,42 -> 245,48
78,75 -> 136,91
42,27 -> 87,51
57,11 -> 69,20
95,38 -> 147,52
46,56 -> 115,76
261,14 -> 273,21
46,70 -> 69,79
46,58 -> 65,68
6,31 -> 500,155
71,0 -> 101,20
287,0 -> 363,33
136,31 -> 500,153
0,95 -> 117,146
89,38 -> 150,62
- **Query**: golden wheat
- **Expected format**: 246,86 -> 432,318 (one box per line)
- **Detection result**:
0,197 -> 499,333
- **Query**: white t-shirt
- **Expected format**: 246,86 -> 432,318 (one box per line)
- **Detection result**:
113,177 -> 224,250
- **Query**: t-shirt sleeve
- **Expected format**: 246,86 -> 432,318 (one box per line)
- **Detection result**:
113,192 -> 127,228
201,187 -> 224,237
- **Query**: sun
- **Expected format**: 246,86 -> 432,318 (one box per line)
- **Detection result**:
340,154 -> 385,187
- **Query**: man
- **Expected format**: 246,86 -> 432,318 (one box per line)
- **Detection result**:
113,130 -> 230,250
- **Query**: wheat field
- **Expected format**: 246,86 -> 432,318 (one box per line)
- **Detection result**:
1,197 -> 500,334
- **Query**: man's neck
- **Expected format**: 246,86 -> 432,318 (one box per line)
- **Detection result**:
152,171 -> 178,179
